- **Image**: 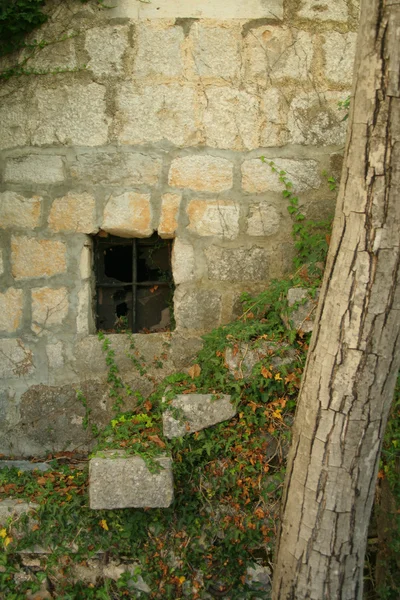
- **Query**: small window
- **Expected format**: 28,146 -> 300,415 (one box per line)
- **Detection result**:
94,233 -> 174,333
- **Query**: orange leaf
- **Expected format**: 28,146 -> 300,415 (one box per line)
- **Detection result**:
144,399 -> 153,412
261,366 -> 273,379
188,364 -> 201,379
31,524 -> 40,532
37,477 -> 47,485
148,435 -> 166,449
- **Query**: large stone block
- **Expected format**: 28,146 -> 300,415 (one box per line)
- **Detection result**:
246,202 -> 281,237
31,287 -> 69,334
186,199 -> 239,239
48,192 -> 98,234
102,192 -> 153,237
116,83 -> 198,146
163,394 -> 236,438
111,0 -> 283,19
11,237 -> 67,280
169,156 -> 233,192
89,452 -> 174,509
4,155 -> 65,184
244,27 -> 314,82
323,32 -> 357,85
259,88 -> 290,147
70,152 -> 162,186
205,246 -> 269,282
0,192 -> 41,229
85,25 -> 129,76
297,0 -> 348,21
0,339 -> 34,378
0,288 -> 23,333
158,193 -> 181,239
190,24 -> 241,78
241,158 -> 320,193
172,239 -> 195,284
134,24 -> 184,77
288,91 -> 349,146
174,288 -> 222,330
32,83 -> 109,146
203,86 -> 260,150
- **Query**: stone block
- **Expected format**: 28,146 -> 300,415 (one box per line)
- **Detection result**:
163,394 -> 236,438
205,246 -> 269,282
0,288 -> 23,333
48,192 -> 98,234
0,499 -> 38,526
172,239 -> 195,284
116,83 -> 198,146
111,0 -> 283,19
246,202 -> 281,236
297,0 -> 348,21
23,37 -> 76,72
244,27 -> 314,82
0,339 -> 34,378
0,249 -> 3,275
70,152 -> 162,186
4,155 -> 65,184
0,461 -> 49,473
31,287 -> 68,333
134,24 -> 184,77
186,200 -> 239,239
203,86 -> 260,150
46,342 -> 64,369
287,287 -> 320,332
85,25 -> 129,76
190,24 -> 241,78
288,91 -> 349,146
32,83 -> 109,146
169,156 -> 233,192
241,158 -> 320,193
89,452 -> 174,509
259,88 -> 290,147
174,288 -> 222,330
0,89 -> 29,149
225,340 -> 296,379
79,244 -> 92,279
0,192 -> 41,229
158,193 -> 181,239
323,32 -> 357,85
11,237 -> 67,280
102,192 -> 153,237
77,283 -> 91,335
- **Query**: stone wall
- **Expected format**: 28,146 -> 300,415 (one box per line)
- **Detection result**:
0,0 -> 359,456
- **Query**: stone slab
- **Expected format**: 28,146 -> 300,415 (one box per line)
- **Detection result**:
287,287 -> 320,332
89,452 -> 174,509
162,394 -> 236,438
0,499 -> 38,526
0,461 -> 49,472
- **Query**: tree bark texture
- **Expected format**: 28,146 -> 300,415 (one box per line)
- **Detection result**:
272,1 -> 400,598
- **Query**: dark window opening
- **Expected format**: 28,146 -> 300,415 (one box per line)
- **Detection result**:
95,233 -> 174,333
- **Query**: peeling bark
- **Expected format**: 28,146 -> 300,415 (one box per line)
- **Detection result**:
272,1 -> 400,598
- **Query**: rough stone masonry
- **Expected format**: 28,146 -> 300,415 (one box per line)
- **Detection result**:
0,0 -> 359,455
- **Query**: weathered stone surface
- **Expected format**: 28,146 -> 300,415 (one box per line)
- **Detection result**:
23,37 -> 76,72
46,342 -> 64,369
32,83 -> 109,146
0,461 -> 49,472
0,499 -> 38,526
172,239 -> 195,284
297,0 -> 348,22
31,287 -> 68,334
287,287 -> 320,332
246,202 -> 281,236
190,24 -> 241,78
246,563 -> 272,593
0,249 -> 3,276
174,288 -> 222,330
116,83 -> 198,146
11,237 -> 67,280
288,91 -> 349,145
70,152 -> 162,186
225,340 -> 296,379
0,339 -> 34,378
48,192 -> 98,234
0,89 -> 29,149
89,452 -> 174,509
260,87 -> 290,147
0,192 -> 41,229
186,200 -> 239,239
169,156 -> 233,192
79,243 -> 92,279
134,24 -> 184,77
206,246 -> 269,282
203,87 -> 260,150
242,158 -> 320,193
111,0 -> 283,19
4,155 -> 65,184
102,192 -> 153,237
245,27 -> 314,82
77,283 -> 91,335
85,25 -> 129,76
0,288 -> 23,333
323,32 -> 357,84
158,193 -> 181,239
163,394 -> 236,438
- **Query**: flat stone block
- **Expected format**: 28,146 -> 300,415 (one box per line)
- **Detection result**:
102,192 -> 153,238
0,339 -> 34,378
174,288 -> 222,330
0,461 -> 49,473
11,237 -> 67,280
111,0 -> 283,19
134,24 -> 184,77
172,239 -> 195,284
0,288 -> 23,333
158,193 -> 181,239
70,152 -> 162,186
4,155 -> 65,184
246,202 -> 281,237
190,24 -> 241,79
0,499 -> 38,526
297,0 -> 348,22
288,91 -> 348,146
89,452 -> 174,509
163,394 -> 236,438
323,32 -> 357,85
242,158 -> 320,194
48,192 -> 98,234
205,246 -> 269,282
287,287 -> 320,332
31,287 -> 69,334
0,192 -> 42,229
169,156 -> 233,192
85,25 -> 129,76
186,199 -> 239,239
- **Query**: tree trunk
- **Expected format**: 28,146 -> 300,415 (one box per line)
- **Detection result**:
271,1 -> 400,598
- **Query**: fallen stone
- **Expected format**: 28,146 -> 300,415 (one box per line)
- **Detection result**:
225,341 -> 297,379
162,394 -> 236,439
0,460 -> 49,472
0,499 -> 39,525
286,288 -> 320,333
89,451 -> 174,509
